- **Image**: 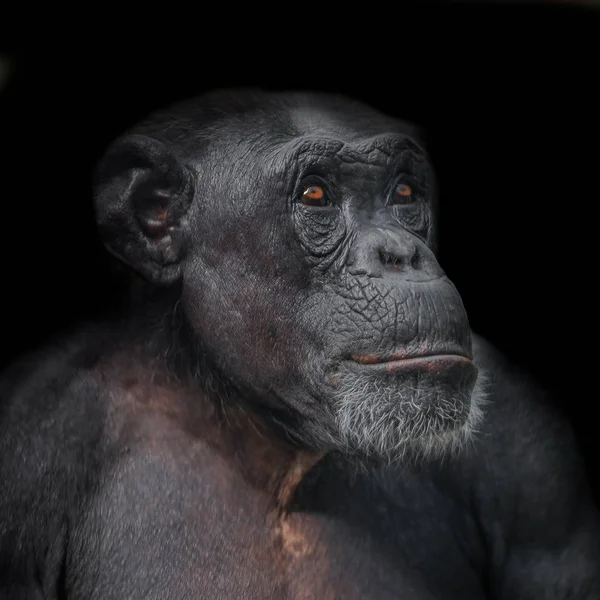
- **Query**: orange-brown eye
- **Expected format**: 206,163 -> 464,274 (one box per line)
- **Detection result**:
301,185 -> 328,207
396,183 -> 412,197
391,182 -> 416,205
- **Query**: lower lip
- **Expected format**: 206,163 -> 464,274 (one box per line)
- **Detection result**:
351,354 -> 473,373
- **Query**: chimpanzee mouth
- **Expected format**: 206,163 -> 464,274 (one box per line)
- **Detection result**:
350,348 -> 473,372
350,354 -> 474,375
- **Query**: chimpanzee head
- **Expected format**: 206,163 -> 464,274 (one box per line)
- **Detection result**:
94,90 -> 484,462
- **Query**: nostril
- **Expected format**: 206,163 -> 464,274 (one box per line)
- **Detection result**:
379,250 -> 404,270
379,248 -> 421,271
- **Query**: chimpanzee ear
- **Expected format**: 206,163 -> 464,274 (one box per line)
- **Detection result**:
93,134 -> 195,285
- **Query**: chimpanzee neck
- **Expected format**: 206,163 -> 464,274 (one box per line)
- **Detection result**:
110,284 -> 325,511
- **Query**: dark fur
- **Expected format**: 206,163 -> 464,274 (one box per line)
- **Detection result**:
1,90 -> 598,599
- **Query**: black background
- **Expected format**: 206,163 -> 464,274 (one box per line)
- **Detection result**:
1,2 -> 599,501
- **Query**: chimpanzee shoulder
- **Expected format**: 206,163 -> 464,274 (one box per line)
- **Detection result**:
0,329 -> 113,596
455,334 -> 600,596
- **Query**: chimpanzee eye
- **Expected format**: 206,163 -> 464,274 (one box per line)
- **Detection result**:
301,185 -> 329,207
389,181 -> 417,206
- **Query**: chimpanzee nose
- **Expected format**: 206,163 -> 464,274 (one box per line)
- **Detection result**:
347,227 -> 427,278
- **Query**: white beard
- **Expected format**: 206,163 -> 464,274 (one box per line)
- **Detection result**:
331,367 -> 490,465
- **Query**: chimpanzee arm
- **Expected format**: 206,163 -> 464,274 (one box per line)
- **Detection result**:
0,345 -> 107,599
470,335 -> 600,599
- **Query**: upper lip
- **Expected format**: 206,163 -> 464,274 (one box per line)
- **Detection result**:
350,349 -> 473,365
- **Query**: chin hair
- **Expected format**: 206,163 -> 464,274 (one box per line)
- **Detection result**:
329,366 -> 490,466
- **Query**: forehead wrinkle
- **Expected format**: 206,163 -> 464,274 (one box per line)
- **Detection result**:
259,137 -> 345,184
258,133 -> 427,187
268,134 -> 423,165
352,135 -> 426,159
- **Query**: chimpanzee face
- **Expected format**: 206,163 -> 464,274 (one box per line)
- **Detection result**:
95,91 -> 483,462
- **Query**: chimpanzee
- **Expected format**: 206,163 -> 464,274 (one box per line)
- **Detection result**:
0,89 -> 598,599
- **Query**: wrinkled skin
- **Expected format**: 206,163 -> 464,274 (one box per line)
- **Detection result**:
0,90 -> 598,599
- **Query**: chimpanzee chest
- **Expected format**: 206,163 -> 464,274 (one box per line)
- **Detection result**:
77,495 -> 440,599
71,436 -> 485,599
